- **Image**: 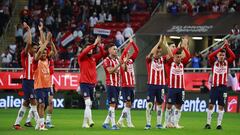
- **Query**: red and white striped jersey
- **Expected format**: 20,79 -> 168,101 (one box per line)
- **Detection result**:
169,62 -> 185,89
211,60 -> 228,87
103,56 -> 120,87
146,57 -> 166,85
21,50 -> 34,80
120,59 -> 135,87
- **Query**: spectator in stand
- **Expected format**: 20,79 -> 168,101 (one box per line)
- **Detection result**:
168,1 -> 179,16
45,12 -> 55,32
200,80 -> 209,94
99,10 -> 106,23
121,1 -> 130,22
1,48 -> 13,68
20,6 -> 31,23
115,31 -> 125,47
105,10 -> 112,22
191,52 -> 202,69
89,12 -> 98,32
212,1 -> 220,13
122,24 -> 134,40
15,24 -> 24,46
69,56 -> 79,69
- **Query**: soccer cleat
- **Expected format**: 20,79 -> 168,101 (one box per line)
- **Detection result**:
111,125 -> 120,130
102,123 -> 110,129
216,125 -> 222,130
117,121 -> 126,128
46,122 -> 55,128
204,124 -> 211,129
127,123 -> 135,128
89,122 -> 94,128
24,122 -> 33,127
35,122 -> 39,130
144,124 -> 151,130
175,124 -> 184,129
39,124 -> 48,131
82,124 -> 89,128
156,124 -> 163,129
13,124 -> 23,130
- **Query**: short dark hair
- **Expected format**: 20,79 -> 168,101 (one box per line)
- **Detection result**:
220,49 -> 226,53
32,42 -> 39,47
175,48 -> 183,55
104,43 -> 116,50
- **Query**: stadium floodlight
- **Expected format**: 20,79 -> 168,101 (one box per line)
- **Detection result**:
170,36 -> 181,39
192,37 -> 203,40
214,38 -> 223,42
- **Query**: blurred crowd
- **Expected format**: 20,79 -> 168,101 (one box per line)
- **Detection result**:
0,0 -> 12,36
167,0 -> 240,16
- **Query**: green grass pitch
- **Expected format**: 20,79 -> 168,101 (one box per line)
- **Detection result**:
0,109 -> 239,135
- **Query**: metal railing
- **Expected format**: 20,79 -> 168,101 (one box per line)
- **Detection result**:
200,34 -> 230,55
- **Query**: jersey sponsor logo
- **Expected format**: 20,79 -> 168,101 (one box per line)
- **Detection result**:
152,62 -> 164,71
214,66 -> 227,74
171,67 -> 184,75
227,96 -> 238,113
0,96 -> 64,108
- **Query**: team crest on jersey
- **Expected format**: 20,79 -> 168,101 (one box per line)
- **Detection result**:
127,96 -> 131,100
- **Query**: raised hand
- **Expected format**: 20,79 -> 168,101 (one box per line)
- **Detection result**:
94,35 -> 101,45
38,22 -> 43,31
23,22 -> 30,30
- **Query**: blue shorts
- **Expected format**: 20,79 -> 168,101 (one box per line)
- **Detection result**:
22,79 -> 35,100
80,83 -> 95,100
121,87 -> 134,103
35,88 -> 51,106
209,85 -> 227,106
146,84 -> 165,104
167,88 -> 185,105
107,85 -> 120,104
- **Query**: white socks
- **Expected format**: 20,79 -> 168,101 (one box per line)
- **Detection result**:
83,99 -> 93,126
25,108 -> 33,123
173,109 -> 181,126
146,102 -> 152,125
118,107 -> 128,123
31,106 -> 39,123
156,105 -> 163,125
217,110 -> 224,126
207,109 -> 214,125
109,106 -> 116,126
164,108 -> 171,126
46,113 -> 52,123
14,106 -> 27,125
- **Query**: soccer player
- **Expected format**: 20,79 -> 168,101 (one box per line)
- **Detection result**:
78,36 -> 105,128
164,36 -> 188,128
144,35 -> 172,130
102,43 -> 127,130
45,36 -> 58,128
117,37 -> 139,128
33,32 -> 52,131
13,22 -> 39,130
164,42 -> 191,129
204,40 -> 236,130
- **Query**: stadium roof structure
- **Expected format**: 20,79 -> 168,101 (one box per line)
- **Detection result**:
136,13 -> 240,36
